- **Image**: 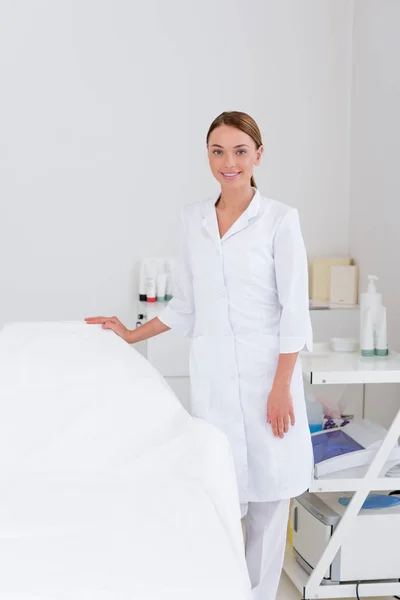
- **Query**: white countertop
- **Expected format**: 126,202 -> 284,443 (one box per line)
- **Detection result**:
301,343 -> 400,385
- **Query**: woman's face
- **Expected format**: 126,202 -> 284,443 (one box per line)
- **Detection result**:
207,125 -> 263,189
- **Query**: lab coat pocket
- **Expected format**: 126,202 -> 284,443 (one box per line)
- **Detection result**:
230,240 -> 273,288
235,333 -> 279,380
248,239 -> 274,284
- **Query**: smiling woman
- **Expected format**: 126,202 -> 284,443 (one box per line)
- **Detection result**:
86,110 -> 313,600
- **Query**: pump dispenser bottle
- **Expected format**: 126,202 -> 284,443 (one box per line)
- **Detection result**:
360,275 -> 382,347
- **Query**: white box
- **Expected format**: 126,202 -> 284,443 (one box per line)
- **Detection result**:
329,265 -> 358,306
311,257 -> 353,303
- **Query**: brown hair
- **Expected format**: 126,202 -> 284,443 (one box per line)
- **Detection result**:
206,111 -> 263,188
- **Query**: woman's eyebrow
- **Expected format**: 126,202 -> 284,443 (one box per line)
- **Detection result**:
210,144 -> 250,148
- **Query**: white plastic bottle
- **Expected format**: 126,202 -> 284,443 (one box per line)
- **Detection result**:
360,306 -> 375,357
156,272 -> 168,302
375,305 -> 388,356
165,258 -> 175,301
306,394 -> 323,433
146,278 -> 156,303
359,275 -> 382,344
146,260 -> 157,303
139,260 -> 147,302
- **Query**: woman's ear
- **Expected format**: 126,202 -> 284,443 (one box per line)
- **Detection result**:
255,145 -> 264,166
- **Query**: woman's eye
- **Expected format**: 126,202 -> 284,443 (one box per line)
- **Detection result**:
213,150 -> 223,156
237,150 -> 246,155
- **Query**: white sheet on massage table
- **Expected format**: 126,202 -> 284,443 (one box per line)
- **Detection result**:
0,322 -> 250,599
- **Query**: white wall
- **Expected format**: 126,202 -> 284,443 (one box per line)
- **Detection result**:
350,0 -> 400,350
349,0 -> 400,427
0,0 -> 353,329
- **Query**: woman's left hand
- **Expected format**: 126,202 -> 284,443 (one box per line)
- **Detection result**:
267,385 -> 295,438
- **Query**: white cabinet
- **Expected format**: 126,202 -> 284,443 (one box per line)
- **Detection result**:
146,328 -> 190,377
136,302 -> 191,410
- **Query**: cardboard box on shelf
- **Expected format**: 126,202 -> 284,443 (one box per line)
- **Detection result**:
311,257 -> 354,303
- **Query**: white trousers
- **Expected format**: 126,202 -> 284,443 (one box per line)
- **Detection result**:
240,500 -> 290,600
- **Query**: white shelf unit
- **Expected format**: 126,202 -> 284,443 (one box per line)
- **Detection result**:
283,343 -> 400,599
302,343 -> 400,386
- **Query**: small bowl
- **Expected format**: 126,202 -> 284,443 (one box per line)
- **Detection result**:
330,337 -> 358,353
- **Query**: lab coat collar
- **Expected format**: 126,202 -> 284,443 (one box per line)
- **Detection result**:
244,188 -> 261,221
201,188 -> 261,246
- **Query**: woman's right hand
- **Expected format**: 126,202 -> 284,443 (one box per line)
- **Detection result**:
84,316 -> 131,343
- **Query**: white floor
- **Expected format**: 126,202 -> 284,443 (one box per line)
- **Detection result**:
277,572 -> 301,599
277,572 -> 394,600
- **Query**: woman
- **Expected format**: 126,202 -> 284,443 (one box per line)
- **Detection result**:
85,111 -> 313,600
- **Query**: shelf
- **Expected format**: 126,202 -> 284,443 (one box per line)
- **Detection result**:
288,349 -> 400,599
283,542 -> 400,599
309,301 -> 360,311
301,343 -> 400,385
309,475 -> 400,493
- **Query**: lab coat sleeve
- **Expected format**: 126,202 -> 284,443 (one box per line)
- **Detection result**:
273,209 -> 313,354
158,209 -> 195,337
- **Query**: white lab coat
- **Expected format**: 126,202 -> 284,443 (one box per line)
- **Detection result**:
159,189 -> 313,504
